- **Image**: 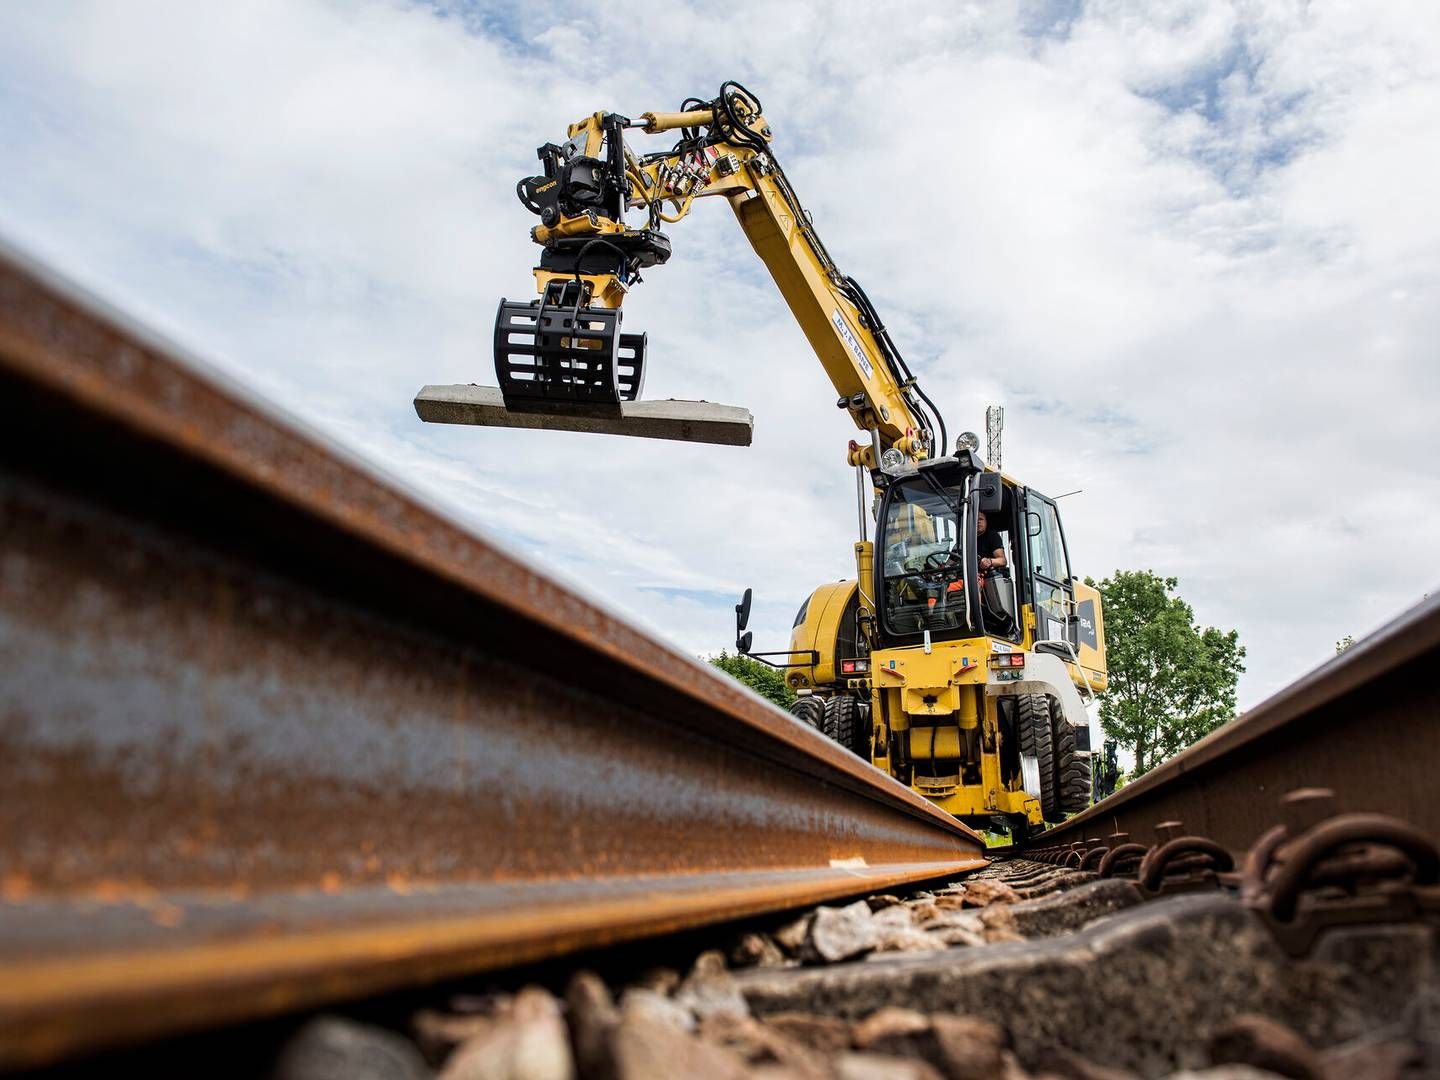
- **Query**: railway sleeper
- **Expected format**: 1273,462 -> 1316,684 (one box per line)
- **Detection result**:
735,889 -> 1439,1078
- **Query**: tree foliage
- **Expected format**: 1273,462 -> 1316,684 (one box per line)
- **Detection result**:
1087,571 -> 1245,776
709,650 -> 797,710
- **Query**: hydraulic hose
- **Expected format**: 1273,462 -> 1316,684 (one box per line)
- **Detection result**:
841,276 -> 948,456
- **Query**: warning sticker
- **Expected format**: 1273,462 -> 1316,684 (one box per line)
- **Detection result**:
832,308 -> 874,381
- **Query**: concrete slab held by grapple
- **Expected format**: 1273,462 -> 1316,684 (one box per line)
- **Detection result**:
413,384 -> 753,446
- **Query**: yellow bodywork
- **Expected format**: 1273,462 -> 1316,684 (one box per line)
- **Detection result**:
871,639 -> 1042,823
786,580 -> 858,691
1069,578 -> 1109,693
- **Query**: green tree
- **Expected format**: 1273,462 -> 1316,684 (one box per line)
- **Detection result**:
1335,634 -> 1355,655
1087,571 -> 1245,776
709,650 -> 796,710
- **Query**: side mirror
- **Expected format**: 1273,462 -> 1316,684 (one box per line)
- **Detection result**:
976,471 -> 1003,513
735,587 -> 753,654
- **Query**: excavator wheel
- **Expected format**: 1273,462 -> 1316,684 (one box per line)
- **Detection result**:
1017,694 -> 1061,823
1062,758 -> 1093,812
789,696 -> 826,731
823,695 -> 871,761
1050,698 -> 1092,814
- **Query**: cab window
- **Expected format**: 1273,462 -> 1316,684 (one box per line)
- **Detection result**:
1028,500 -> 1070,584
1027,495 -> 1073,643
878,476 -> 967,637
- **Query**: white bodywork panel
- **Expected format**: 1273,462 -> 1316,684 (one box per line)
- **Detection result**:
986,652 -> 1090,727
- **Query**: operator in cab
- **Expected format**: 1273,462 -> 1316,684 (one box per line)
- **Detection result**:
947,509 -> 1005,598
976,510 -> 1006,580
948,509 -> 1012,634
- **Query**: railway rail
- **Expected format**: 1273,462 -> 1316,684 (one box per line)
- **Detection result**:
1022,589 -> 1440,858
2,235 -> 1437,1076
0,237 -> 984,1071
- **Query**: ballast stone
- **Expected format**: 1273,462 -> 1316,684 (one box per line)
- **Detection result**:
272,1017 -> 430,1080
804,900 -> 879,963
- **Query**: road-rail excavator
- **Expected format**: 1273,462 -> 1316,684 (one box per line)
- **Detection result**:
417,82 -> 1107,837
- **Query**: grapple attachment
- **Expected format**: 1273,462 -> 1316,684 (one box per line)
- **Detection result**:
416,281 -> 750,445
494,285 -> 646,413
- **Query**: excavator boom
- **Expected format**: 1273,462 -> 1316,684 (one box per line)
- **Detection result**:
417,82 -> 945,464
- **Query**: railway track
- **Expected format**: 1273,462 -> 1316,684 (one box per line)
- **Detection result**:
0,237 -> 983,1070
2,235 -> 1437,1077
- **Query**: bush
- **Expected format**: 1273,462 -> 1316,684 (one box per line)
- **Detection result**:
709,650 -> 796,710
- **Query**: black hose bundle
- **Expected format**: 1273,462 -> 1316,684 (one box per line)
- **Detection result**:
841,276 -> 948,457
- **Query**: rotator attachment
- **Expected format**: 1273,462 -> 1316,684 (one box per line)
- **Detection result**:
494,280 -> 645,415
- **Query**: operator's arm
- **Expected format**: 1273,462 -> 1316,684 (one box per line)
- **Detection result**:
979,535 -> 1006,572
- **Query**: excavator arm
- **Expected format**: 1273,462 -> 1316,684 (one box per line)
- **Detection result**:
490,82 -> 946,465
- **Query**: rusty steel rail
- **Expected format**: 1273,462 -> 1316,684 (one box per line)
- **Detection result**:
1031,593 -> 1440,857
0,236 -> 986,1070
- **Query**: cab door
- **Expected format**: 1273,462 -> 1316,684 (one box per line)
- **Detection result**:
1022,490 -> 1075,647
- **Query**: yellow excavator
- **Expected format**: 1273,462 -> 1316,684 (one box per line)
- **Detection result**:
421,82 -> 1107,838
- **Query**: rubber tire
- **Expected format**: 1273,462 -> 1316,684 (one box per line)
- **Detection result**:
823,695 -> 871,760
1017,694 -> 1061,823
1063,756 -> 1093,810
789,696 -> 826,731
1050,698 -> 1092,814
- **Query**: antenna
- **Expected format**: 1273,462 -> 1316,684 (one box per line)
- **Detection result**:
985,405 -> 1004,470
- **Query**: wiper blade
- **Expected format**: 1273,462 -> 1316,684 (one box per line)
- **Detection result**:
919,470 -> 964,520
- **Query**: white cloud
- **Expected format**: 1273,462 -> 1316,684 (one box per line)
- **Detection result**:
2,0 -> 1437,711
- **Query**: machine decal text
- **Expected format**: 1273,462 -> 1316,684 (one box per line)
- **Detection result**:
832,309 -> 874,381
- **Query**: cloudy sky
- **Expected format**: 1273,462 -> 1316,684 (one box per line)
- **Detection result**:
2,0 -> 1437,714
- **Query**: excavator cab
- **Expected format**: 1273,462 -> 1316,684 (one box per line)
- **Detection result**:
874,453 -> 1006,644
